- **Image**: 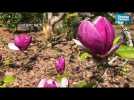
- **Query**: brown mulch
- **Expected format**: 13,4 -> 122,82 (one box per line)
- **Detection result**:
0,28 -> 133,88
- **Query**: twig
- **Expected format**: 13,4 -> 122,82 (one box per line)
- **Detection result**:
96,43 -> 122,59
119,59 -> 128,66
96,68 -> 109,87
108,56 -> 118,65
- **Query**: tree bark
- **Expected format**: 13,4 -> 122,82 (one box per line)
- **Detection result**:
42,13 -> 66,41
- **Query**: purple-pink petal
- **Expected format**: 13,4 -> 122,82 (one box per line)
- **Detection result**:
77,20 -> 105,55
37,79 -> 47,87
14,33 -> 32,50
38,79 -> 57,88
77,16 -> 115,55
93,16 -> 115,54
55,56 -> 65,74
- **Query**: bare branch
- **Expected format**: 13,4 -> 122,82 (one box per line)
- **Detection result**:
51,13 -> 65,25
47,12 -> 53,24
51,13 -> 66,32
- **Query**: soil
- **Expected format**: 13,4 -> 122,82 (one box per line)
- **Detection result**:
0,27 -> 133,88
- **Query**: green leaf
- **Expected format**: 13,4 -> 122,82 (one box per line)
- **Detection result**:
66,13 -> 78,19
79,52 -> 91,61
3,75 -> 15,84
0,85 -> 5,88
116,45 -> 134,59
63,72 -> 69,77
56,74 -> 64,82
0,81 -> 4,86
7,23 -> 16,29
73,81 -> 88,88
56,72 -> 69,82
113,36 -> 120,45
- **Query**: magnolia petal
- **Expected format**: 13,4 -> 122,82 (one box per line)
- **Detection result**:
77,20 -> 104,55
60,77 -> 69,88
45,79 -> 58,88
14,34 -> 32,50
37,79 -> 58,88
77,16 -> 115,56
55,56 -> 65,74
72,39 -> 87,50
37,79 -> 46,88
8,42 -> 20,51
47,79 -> 55,84
93,16 -> 115,54
55,81 -> 61,87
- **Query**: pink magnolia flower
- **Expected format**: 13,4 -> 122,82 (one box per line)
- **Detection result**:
8,33 -> 32,51
77,16 -> 115,56
14,33 -> 32,50
37,79 -> 58,88
37,77 -> 69,88
55,56 -> 65,74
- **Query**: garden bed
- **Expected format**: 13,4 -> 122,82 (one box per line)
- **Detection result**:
0,28 -> 133,88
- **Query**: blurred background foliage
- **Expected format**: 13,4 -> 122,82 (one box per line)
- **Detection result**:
0,12 -> 117,40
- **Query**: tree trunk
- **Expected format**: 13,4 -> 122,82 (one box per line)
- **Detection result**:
42,13 -> 66,41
